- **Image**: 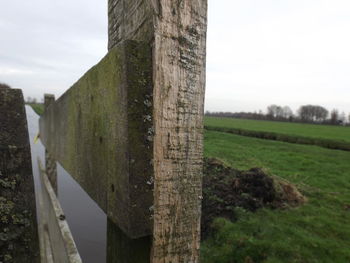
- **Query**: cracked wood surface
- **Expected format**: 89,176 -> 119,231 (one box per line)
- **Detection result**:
151,1 -> 207,262
39,0 -> 207,260
108,0 -> 208,261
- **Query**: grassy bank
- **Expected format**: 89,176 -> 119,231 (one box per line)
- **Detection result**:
205,117 -> 350,142
205,117 -> 350,151
201,130 -> 350,262
28,103 -> 44,116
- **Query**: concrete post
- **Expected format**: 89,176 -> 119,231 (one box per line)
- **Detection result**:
44,94 -> 57,194
0,88 -> 40,262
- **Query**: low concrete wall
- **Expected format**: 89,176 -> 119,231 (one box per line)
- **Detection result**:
38,159 -> 82,263
39,40 -> 153,238
0,89 -> 40,263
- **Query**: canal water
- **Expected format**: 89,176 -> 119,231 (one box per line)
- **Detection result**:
26,105 -> 107,263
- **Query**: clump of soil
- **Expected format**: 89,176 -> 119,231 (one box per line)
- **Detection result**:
202,158 -> 306,237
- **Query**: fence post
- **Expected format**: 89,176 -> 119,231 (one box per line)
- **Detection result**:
40,1 -> 207,261
44,94 -> 58,194
108,1 -> 208,262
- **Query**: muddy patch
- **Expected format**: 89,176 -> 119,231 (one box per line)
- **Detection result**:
202,158 -> 306,238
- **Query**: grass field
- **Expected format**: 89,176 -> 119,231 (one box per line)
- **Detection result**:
31,104 -> 349,261
205,117 -> 350,143
28,103 -> 44,115
201,130 -> 350,262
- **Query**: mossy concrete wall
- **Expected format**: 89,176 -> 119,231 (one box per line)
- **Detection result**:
44,94 -> 57,195
39,40 -> 153,238
0,89 -> 39,263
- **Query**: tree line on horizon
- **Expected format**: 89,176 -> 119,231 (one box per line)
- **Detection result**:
205,104 -> 350,126
2,81 -> 349,126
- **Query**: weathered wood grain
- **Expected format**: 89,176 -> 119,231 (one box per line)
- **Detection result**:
38,159 -> 82,263
108,0 -> 207,262
108,0 -> 154,49
151,1 -> 208,262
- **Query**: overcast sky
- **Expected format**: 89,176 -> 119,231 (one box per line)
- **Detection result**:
1,0 -> 349,114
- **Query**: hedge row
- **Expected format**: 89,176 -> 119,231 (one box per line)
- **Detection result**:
204,125 -> 350,152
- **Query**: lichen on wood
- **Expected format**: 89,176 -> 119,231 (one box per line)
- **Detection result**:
151,1 -> 208,262
108,0 -> 208,262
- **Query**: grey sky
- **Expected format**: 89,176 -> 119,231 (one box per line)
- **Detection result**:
1,0 -> 349,114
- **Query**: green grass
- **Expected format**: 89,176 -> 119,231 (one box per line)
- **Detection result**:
201,130 -> 350,263
28,103 -> 44,115
205,117 -> 350,143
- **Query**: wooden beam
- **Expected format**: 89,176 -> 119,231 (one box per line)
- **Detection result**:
38,159 -> 82,263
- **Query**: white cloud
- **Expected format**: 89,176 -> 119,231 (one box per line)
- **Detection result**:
0,0 -> 349,114
206,0 -> 350,113
0,67 -> 35,76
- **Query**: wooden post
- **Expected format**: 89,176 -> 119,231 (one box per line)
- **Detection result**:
44,94 -> 57,194
151,2 -> 208,262
109,1 -> 208,262
40,1 -> 207,262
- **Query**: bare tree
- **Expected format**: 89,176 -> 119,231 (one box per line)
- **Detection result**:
330,109 -> 339,124
267,104 -> 278,119
282,106 -> 293,119
298,105 -> 313,121
275,106 -> 284,118
25,97 -> 39,104
298,105 -> 328,122
314,106 -> 328,121
339,112 -> 346,124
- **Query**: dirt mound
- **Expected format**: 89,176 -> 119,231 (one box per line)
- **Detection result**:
202,158 -> 306,237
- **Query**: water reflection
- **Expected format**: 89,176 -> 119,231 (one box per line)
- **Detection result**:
26,106 -> 106,262
107,219 -> 151,263
58,164 -> 107,262
26,106 -> 151,263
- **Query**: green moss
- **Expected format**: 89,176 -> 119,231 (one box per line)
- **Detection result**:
4,254 -> 13,262
41,40 -> 154,236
